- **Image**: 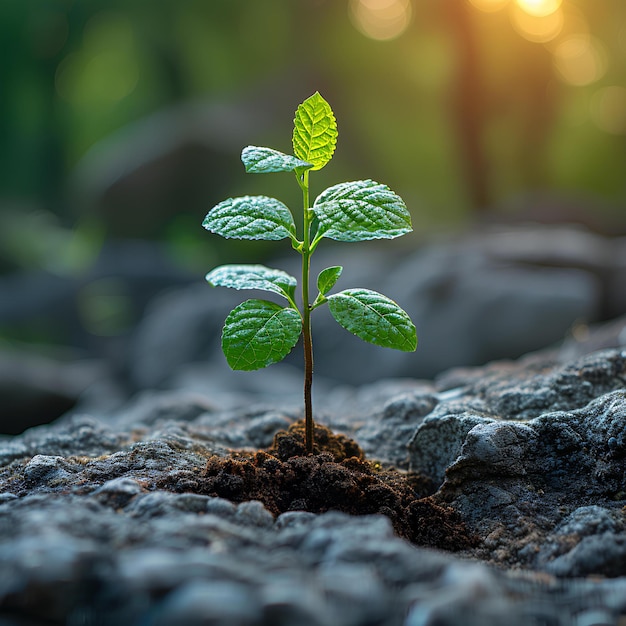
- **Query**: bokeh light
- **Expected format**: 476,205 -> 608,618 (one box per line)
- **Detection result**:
553,35 -> 608,87
467,0 -> 509,13
590,87 -> 626,135
550,5 -> 590,47
349,0 -> 412,41
516,0 -> 562,18
510,5 -> 563,42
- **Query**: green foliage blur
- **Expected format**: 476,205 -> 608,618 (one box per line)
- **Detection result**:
1,0 -> 625,279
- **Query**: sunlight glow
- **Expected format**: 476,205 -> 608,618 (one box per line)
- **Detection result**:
467,0 -> 508,12
516,0 -> 562,18
349,0 -> 412,41
510,5 -> 563,42
553,35 -> 608,86
554,6 -> 589,45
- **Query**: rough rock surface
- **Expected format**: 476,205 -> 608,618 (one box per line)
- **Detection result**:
410,349 -> 626,577
1,348 -> 626,624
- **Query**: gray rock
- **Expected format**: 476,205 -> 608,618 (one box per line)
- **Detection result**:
403,563 -> 526,626
546,533 -> 626,578
554,506 -> 623,536
260,573 -> 330,626
408,412 -> 494,484
0,414 -> 126,466
275,510 -> 318,530
93,476 -> 146,508
435,348 -> 626,420
125,491 -> 214,518
403,350 -> 626,577
155,580 -> 261,626
23,454 -> 74,484
235,500 -> 275,528
317,563 -> 389,626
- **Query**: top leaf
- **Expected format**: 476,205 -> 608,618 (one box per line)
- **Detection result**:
242,146 -> 312,174
292,92 -> 337,171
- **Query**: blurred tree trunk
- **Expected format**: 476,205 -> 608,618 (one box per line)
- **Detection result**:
441,0 -> 491,212
441,1 -> 558,214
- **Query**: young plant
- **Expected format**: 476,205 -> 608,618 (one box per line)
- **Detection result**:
203,92 -> 417,453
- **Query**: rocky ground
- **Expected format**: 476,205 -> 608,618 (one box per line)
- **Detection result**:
1,340 -> 626,625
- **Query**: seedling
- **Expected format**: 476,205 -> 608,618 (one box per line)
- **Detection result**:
203,92 -> 417,453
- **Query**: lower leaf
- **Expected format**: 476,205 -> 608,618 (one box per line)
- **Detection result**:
327,288 -> 417,352
221,299 -> 302,371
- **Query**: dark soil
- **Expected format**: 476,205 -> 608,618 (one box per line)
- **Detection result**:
158,421 -> 476,551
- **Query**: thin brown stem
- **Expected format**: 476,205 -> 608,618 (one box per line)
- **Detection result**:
299,169 -> 315,453
302,293 -> 314,454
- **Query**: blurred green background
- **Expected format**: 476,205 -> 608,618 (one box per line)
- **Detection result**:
0,0 -> 625,344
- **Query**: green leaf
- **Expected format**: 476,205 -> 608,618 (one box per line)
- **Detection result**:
316,266 -> 343,295
292,92 -> 337,171
312,180 -> 412,242
327,288 -> 417,352
221,299 -> 302,371
241,146 -> 312,174
206,264 -> 297,301
203,196 -> 296,241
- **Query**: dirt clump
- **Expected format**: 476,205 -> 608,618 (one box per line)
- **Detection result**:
158,420 -> 475,551
269,420 -> 364,461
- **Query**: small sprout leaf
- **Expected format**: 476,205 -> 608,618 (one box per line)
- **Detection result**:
327,288 -> 417,352
316,266 -> 343,295
241,146 -> 312,174
222,299 -> 302,371
203,196 -> 296,240
206,264 -> 297,301
292,92 -> 337,171
313,180 -> 412,242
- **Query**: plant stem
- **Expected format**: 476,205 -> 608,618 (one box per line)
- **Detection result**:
300,169 -> 314,453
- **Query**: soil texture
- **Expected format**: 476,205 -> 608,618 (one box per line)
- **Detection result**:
158,421 -> 475,551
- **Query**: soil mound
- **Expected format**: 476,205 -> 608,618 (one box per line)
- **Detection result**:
158,421 -> 475,551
